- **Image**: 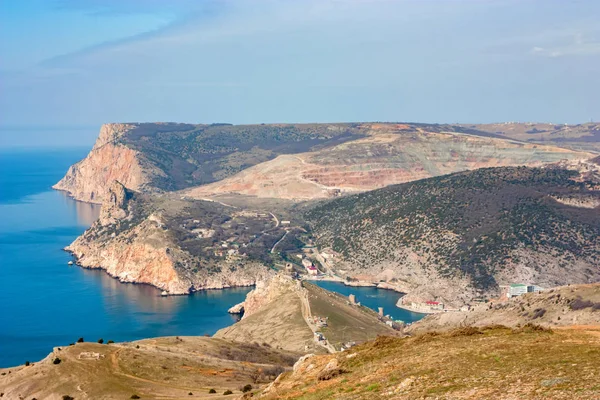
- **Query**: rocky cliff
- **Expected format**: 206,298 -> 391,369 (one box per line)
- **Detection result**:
53,123 -> 158,203
67,181 -> 273,294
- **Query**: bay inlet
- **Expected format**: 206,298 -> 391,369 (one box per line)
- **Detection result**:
0,148 -> 251,368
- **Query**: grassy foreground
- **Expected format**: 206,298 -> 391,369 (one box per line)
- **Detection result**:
263,325 -> 600,399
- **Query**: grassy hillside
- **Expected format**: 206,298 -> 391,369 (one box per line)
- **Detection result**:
0,336 -> 298,399
263,325 -> 600,399
215,276 -> 396,353
118,123 -> 365,191
305,166 -> 600,301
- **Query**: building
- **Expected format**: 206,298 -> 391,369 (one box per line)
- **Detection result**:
509,284 -> 543,298
425,301 -> 444,311
281,220 -> 291,225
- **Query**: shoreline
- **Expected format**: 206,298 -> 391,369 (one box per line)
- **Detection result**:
395,302 -> 442,315
65,249 -> 258,296
305,275 -> 430,316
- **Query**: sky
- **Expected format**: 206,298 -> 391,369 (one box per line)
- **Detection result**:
1,0 -> 600,147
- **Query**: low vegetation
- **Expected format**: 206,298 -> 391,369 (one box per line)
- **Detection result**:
306,167 -> 600,295
264,325 -> 600,399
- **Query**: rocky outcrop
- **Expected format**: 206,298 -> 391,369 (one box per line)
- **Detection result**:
53,124 -> 156,204
67,184 -> 273,294
237,274 -> 303,319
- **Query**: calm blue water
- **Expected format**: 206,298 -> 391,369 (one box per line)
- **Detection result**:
0,148 -> 251,368
314,281 -> 425,323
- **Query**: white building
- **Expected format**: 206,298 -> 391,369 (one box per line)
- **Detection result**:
509,284 -> 543,298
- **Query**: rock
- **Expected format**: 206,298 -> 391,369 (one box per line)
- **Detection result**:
293,354 -> 314,372
316,358 -> 346,381
53,124 -> 152,204
228,302 -> 244,314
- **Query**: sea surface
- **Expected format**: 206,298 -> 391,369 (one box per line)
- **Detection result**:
314,281 -> 425,323
0,148 -> 251,368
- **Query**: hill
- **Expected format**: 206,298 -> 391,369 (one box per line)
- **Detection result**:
305,166 -> 600,306
407,283 -> 600,335
0,336 -> 298,399
466,122 -> 600,153
214,275 -> 397,353
54,122 -> 592,203
66,181 -> 306,294
262,325 -> 600,399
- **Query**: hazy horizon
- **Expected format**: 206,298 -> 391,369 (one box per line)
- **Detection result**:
2,0 -> 600,147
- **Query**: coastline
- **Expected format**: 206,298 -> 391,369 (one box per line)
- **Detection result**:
65,249 -> 258,296
395,302 -> 442,315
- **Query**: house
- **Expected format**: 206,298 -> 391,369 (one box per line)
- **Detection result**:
302,258 -> 313,268
281,220 -> 291,225
306,265 -> 318,275
425,300 -> 444,311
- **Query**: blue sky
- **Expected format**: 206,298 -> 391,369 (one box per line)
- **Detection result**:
1,0 -> 600,147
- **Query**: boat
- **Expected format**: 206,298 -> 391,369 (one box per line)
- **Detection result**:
67,261 -> 74,265
161,291 -> 168,296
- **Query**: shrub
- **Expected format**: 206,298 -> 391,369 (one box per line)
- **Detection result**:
532,308 -> 547,319
107,340 -> 114,344
62,396 -> 74,400
98,339 -> 104,344
223,390 -> 233,395
570,298 -> 599,311
77,337 -> 84,343
188,392 -> 193,396
209,389 -> 217,394
136,345 -> 140,349
242,384 -> 253,392
131,395 -> 141,399
53,358 -> 61,365
25,361 -> 30,366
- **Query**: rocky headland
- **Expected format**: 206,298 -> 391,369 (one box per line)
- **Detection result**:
66,180 -> 273,294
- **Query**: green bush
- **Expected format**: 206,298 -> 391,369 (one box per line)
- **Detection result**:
53,358 -> 61,365
223,390 -> 233,395
24,361 -> 30,366
97,338 -> 104,344
208,389 -> 216,394
77,337 -> 84,343
242,384 -> 253,393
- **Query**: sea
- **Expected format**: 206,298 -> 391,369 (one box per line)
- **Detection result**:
0,147 -> 423,368
0,148 -> 251,368
314,281 -> 425,323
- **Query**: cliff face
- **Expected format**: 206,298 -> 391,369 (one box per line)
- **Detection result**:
53,124 -> 155,204
67,182 -> 273,294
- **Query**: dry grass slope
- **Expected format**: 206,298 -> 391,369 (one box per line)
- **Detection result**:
263,325 -> 600,399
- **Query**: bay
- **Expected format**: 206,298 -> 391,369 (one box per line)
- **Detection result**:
314,280 -> 425,323
0,148 -> 251,368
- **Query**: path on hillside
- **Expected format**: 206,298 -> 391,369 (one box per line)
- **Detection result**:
297,288 -> 336,354
270,230 -> 289,254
